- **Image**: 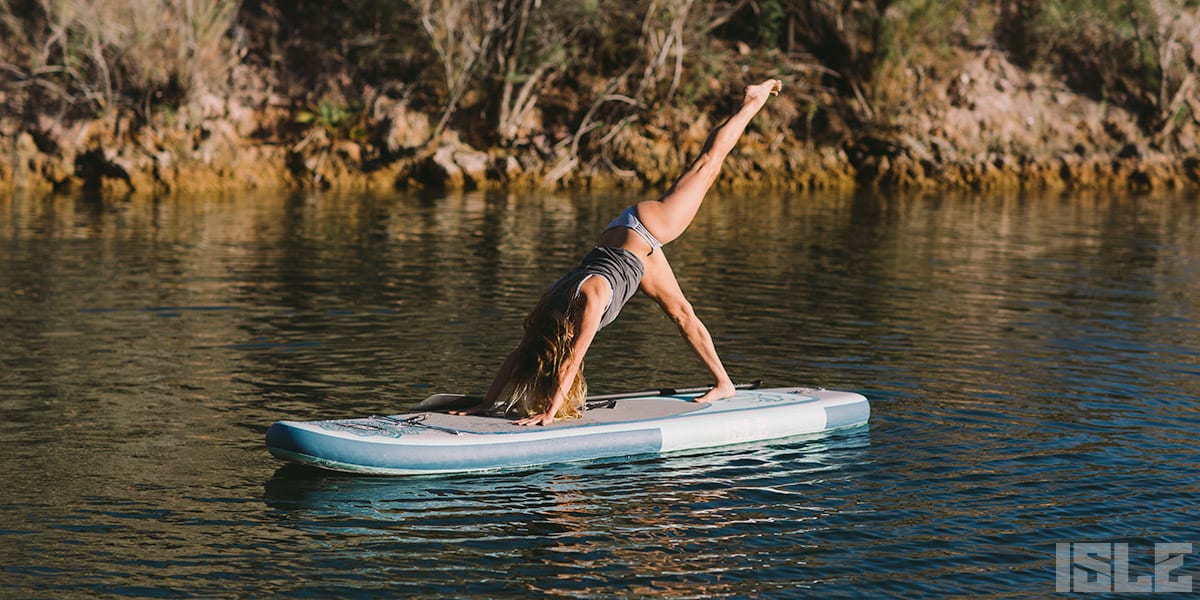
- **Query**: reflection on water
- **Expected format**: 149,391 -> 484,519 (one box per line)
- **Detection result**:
1,189 -> 1198,596
259,430 -> 872,598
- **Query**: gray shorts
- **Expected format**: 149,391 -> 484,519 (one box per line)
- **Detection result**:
605,207 -> 663,254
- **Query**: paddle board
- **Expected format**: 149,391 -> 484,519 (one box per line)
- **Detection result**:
265,386 -> 869,475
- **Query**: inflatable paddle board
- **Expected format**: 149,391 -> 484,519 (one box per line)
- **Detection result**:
265,385 -> 869,475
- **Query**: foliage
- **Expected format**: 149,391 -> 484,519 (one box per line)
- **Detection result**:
2,0 -> 1196,173
999,0 -> 1195,127
295,100 -> 367,142
0,0 -> 240,118
876,0 -> 992,68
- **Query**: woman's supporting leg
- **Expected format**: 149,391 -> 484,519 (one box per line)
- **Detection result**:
638,249 -> 735,402
635,79 -> 781,244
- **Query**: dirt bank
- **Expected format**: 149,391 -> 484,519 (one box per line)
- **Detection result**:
3,49 -> 1197,196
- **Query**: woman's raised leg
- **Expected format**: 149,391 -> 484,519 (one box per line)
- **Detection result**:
635,79 -> 781,244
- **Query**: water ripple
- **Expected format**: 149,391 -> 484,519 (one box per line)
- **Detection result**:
2,191 -> 1198,597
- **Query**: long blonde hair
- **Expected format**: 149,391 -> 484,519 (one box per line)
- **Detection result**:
491,287 -> 587,420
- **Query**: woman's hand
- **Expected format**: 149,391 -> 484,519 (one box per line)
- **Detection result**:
513,412 -> 556,427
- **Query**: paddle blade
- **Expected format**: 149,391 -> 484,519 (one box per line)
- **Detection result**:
414,393 -> 483,411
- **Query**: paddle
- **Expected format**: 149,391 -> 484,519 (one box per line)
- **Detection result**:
414,380 -> 763,412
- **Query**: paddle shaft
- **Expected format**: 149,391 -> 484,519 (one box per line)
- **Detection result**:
585,380 -> 763,402
416,381 -> 763,411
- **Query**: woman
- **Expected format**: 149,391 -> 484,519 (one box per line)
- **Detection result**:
458,78 -> 782,426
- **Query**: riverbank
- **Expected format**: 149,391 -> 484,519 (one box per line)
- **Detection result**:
5,53 -> 1195,197
3,3 -> 1198,196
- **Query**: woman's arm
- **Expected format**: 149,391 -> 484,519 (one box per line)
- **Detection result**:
513,277 -> 610,426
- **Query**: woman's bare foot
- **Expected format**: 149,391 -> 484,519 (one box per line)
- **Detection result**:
693,381 -> 737,403
742,79 -> 782,111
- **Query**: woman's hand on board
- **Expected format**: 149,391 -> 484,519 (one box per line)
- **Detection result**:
513,412 -> 556,427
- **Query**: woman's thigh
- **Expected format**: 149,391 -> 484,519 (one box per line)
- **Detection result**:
632,165 -> 718,243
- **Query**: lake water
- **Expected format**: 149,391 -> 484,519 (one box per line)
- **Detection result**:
1,189 -> 1198,597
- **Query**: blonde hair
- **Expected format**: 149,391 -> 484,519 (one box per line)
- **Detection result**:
491,288 -> 586,420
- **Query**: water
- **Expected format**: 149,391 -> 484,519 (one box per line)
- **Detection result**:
1,190 -> 1197,597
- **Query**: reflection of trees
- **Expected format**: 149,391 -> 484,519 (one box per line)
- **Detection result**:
3,189 -> 1196,433
6,189 -> 1195,427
